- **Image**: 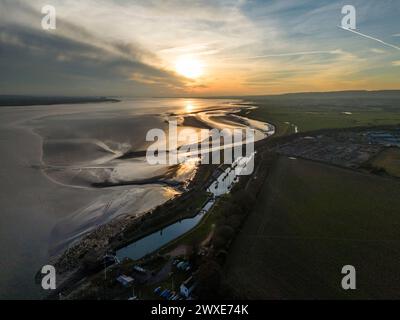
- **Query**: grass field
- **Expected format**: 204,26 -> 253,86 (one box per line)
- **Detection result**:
370,147 -> 400,178
224,156 -> 400,299
245,92 -> 400,136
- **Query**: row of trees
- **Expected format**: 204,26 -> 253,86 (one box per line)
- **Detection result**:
194,151 -> 275,299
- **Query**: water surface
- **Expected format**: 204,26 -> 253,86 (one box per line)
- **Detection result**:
0,98 -> 268,299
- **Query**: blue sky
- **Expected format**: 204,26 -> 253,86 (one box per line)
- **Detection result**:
0,0 -> 399,96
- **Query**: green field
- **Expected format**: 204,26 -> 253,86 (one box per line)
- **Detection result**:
225,156 -> 400,299
246,92 -> 400,136
370,148 -> 400,178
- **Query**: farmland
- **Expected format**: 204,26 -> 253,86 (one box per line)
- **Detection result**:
224,156 -> 400,299
370,148 -> 400,178
245,91 -> 400,136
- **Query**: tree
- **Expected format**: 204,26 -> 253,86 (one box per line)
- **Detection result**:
195,259 -> 223,299
226,214 -> 243,229
81,251 -> 100,273
216,225 -> 235,239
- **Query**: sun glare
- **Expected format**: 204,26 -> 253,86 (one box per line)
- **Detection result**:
175,57 -> 204,79
185,102 -> 194,113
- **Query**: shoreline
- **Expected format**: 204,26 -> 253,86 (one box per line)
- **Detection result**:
0,96 -> 120,107
56,124 -> 277,300
47,163 -> 216,298
46,102 -> 272,298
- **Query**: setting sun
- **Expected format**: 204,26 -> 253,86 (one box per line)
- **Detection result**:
175,56 -> 204,79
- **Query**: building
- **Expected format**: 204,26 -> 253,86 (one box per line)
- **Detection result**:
116,275 -> 134,287
180,276 -> 197,298
367,132 -> 400,147
133,266 -> 146,274
176,261 -> 191,271
200,200 -> 215,215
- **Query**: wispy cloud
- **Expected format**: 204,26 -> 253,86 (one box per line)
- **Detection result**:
370,48 -> 386,54
0,0 -> 399,96
250,50 -> 342,59
0,0 -> 188,95
338,26 -> 400,51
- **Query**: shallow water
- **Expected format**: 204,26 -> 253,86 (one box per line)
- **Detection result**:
0,98 -> 269,299
116,151 -> 265,261
117,211 -> 208,261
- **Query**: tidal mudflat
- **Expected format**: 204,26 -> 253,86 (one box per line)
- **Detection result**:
0,98 -> 270,299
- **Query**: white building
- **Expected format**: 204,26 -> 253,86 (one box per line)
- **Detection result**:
180,276 -> 197,298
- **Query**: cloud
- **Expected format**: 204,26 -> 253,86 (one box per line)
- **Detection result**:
249,50 -> 342,59
338,26 -> 400,51
0,0 -> 187,96
0,0 -> 399,96
370,48 -> 386,54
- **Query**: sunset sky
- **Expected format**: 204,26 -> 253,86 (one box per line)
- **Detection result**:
0,0 -> 399,96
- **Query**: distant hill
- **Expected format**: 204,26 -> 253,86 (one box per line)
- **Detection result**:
240,90 -> 400,136
184,90 -> 400,101
242,90 -> 400,111
0,95 -> 120,107
246,90 -> 400,100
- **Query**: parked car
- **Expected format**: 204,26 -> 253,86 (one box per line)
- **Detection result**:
160,289 -> 169,298
164,290 -> 173,299
154,287 -> 162,294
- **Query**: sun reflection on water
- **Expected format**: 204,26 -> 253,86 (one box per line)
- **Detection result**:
185,101 -> 194,113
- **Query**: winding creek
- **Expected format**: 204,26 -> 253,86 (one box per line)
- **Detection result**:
116,144 -> 273,261
0,98 -> 274,298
